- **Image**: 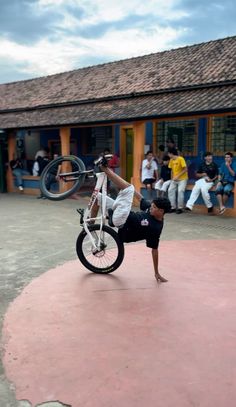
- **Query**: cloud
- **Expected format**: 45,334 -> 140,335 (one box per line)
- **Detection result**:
0,0 -> 235,83
175,0 -> 236,43
0,0 -> 62,43
0,24 -> 185,79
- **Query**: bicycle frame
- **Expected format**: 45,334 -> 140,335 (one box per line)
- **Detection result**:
82,171 -> 108,251
58,163 -> 110,252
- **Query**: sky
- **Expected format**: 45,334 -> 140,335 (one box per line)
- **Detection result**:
0,0 -> 235,84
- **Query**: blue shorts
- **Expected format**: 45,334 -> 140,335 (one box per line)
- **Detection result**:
215,182 -> 234,197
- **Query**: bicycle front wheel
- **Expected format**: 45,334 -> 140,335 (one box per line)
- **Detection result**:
76,224 -> 124,273
40,155 -> 86,200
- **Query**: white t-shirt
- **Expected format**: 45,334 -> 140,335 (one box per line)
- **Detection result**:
141,159 -> 158,182
32,161 -> 39,176
35,150 -> 47,160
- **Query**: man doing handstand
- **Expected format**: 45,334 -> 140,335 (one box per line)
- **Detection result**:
93,155 -> 171,282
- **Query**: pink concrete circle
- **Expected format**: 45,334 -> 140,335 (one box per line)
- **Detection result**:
2,240 -> 236,407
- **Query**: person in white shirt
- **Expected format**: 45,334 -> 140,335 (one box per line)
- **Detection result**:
141,150 -> 158,199
35,146 -> 49,160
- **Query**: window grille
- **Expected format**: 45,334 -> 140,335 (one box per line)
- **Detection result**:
81,126 -> 113,154
156,119 -> 197,155
210,115 -> 236,154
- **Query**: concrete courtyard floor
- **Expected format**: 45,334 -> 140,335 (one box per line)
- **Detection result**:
1,193 -> 236,407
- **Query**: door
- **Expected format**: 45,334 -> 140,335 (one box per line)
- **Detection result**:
120,127 -> 134,182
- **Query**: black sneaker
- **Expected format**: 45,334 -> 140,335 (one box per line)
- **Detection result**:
94,154 -> 113,167
208,206 -> 213,213
107,208 -> 114,227
94,156 -> 108,167
185,206 -> 192,212
176,209 -> 183,214
169,209 -> 176,213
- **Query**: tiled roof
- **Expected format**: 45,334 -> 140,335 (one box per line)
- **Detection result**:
0,36 -> 235,128
0,85 -> 235,129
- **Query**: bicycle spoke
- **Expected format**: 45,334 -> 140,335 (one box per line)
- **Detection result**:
40,155 -> 86,200
81,231 -> 119,269
77,220 -> 124,274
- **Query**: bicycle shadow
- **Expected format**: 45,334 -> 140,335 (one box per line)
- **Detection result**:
79,269 -> 127,290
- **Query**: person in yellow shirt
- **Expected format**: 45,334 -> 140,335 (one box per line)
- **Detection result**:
168,147 -> 188,214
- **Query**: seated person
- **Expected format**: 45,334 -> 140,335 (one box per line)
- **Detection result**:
141,150 -> 158,199
154,155 -> 171,197
185,152 -> 218,213
32,155 -> 50,176
10,158 -> 30,191
215,152 -> 236,214
93,155 -> 171,283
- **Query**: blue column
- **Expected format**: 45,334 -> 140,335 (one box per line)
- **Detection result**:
114,125 -> 120,154
198,118 -> 207,160
145,122 -> 153,147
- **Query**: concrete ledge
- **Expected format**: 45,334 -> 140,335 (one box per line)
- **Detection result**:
141,181 -> 236,216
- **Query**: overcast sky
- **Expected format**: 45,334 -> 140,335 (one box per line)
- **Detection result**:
0,0 -> 235,84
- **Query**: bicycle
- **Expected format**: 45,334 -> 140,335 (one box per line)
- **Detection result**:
39,155 -> 124,273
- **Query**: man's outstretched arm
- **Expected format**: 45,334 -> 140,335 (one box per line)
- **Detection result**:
134,189 -> 144,202
152,248 -> 168,283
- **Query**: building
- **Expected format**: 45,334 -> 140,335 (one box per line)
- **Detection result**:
0,35 -> 235,212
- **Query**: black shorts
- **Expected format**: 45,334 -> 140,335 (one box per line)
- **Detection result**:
143,178 -> 156,186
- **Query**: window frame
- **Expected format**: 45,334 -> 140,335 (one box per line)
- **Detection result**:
80,125 -> 114,156
153,116 -> 198,156
208,113 -> 236,156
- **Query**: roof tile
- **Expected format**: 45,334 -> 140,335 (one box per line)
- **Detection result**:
0,86 -> 235,129
0,36 -> 235,112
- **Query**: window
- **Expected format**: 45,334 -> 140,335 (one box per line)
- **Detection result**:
24,130 -> 40,160
48,139 -> 77,156
210,115 -> 236,155
156,119 -> 197,155
81,126 -> 113,154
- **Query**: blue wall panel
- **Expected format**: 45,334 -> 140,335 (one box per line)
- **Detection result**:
145,122 -> 153,146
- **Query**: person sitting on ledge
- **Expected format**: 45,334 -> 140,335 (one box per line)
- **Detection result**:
215,152 -> 236,215
185,152 -> 218,214
10,157 -> 30,191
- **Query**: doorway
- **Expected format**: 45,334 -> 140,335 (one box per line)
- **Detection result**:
120,127 -> 134,182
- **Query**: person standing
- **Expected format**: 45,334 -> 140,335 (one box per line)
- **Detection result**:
166,137 -> 182,156
185,152 -> 218,213
103,148 -> 120,198
104,148 -> 120,173
35,146 -> 49,160
215,152 -> 236,214
32,155 -> 50,177
141,150 -> 158,199
156,144 -> 165,165
167,147 -> 188,214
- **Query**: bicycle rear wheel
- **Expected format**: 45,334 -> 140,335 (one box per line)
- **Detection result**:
76,224 -> 124,273
40,155 -> 86,200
